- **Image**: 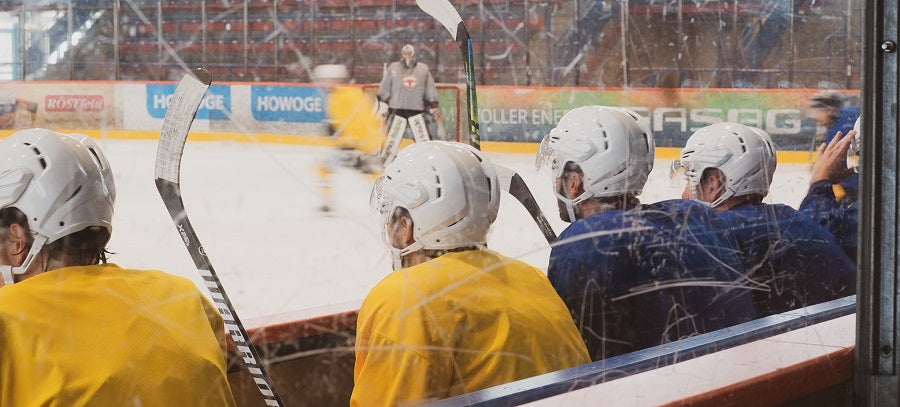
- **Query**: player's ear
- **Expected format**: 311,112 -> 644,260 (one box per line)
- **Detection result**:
388,212 -> 415,248
700,168 -> 727,200
564,171 -> 584,198
397,215 -> 415,246
1,223 -> 29,267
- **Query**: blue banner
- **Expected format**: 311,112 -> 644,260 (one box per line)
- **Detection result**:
250,85 -> 326,123
146,84 -> 231,120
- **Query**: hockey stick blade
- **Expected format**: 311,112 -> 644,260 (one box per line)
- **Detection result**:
495,165 -> 558,243
416,0 -> 480,149
154,68 -> 284,407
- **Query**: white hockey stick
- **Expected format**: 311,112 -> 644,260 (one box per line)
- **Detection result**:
154,68 -> 284,407
417,0 -> 558,243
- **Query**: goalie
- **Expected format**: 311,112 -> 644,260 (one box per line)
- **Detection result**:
375,44 -> 444,164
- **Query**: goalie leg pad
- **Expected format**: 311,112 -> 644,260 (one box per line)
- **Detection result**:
408,113 -> 432,143
381,115 -> 408,165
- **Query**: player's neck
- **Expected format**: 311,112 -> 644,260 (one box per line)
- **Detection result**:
578,195 -> 640,218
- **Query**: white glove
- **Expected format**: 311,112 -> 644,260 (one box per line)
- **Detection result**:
428,107 -> 441,120
376,101 -> 389,118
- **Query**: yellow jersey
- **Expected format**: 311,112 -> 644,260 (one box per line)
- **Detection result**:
351,249 -> 590,406
327,85 -> 384,154
0,263 -> 236,406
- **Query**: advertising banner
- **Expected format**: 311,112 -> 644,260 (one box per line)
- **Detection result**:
0,81 -> 860,152
0,82 -> 115,130
475,87 -> 859,150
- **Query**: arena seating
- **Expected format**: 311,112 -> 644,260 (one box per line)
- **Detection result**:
114,0 -> 542,83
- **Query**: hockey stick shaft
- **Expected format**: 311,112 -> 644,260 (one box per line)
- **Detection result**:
416,0 -> 479,149
155,68 -> 284,407
417,0 -> 557,243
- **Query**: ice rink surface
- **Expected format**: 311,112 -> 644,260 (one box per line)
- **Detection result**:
100,138 -> 816,320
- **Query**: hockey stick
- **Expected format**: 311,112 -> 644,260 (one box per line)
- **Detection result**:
154,68 -> 284,407
415,0 -> 479,149
416,0 -> 558,243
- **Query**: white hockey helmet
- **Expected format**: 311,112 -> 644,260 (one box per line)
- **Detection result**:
847,116 -> 861,172
535,106 -> 655,221
675,122 -> 776,207
0,128 -> 115,284
312,64 -> 348,82
370,141 -> 500,269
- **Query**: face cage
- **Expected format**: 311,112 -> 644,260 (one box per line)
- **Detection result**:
535,133 -> 555,171
369,175 -> 427,270
847,134 -> 861,173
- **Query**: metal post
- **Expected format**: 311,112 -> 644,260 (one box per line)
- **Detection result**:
157,0 -> 163,78
855,0 -> 900,403
574,0 -> 580,85
19,2 -> 25,80
273,1 -> 279,81
201,1 -> 207,67
676,0 -> 683,86
545,4 -> 552,85
620,0 -> 628,87
479,0 -> 486,85
732,0 -> 739,84
312,1 -> 318,62
243,0 -> 248,76
788,0 -> 795,86
845,0 -> 853,88
113,0 -> 120,80
390,0 -> 396,58
68,0 -> 75,79
524,0 -> 531,86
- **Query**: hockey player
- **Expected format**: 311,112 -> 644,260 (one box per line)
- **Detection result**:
807,90 -> 861,202
375,44 -> 443,164
808,90 -> 860,146
0,129 -> 235,405
799,119 -> 860,261
353,141 -> 589,406
675,122 -> 856,317
313,64 -> 385,212
535,106 -> 756,362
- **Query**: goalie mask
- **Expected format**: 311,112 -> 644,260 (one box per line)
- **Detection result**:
535,106 -> 654,222
0,128 -> 116,285
674,122 -> 776,208
401,44 -> 417,69
370,141 -> 500,270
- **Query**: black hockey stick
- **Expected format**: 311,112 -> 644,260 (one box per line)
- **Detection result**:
154,68 -> 284,407
416,0 -> 558,243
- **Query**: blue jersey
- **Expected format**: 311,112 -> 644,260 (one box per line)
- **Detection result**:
548,199 -> 757,361
799,179 -> 859,261
717,203 -> 856,318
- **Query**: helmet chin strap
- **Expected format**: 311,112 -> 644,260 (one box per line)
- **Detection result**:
1,234 -> 47,285
690,183 -> 732,208
555,188 -> 593,223
390,240 -> 424,271
382,225 -> 425,271
708,189 -> 734,209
